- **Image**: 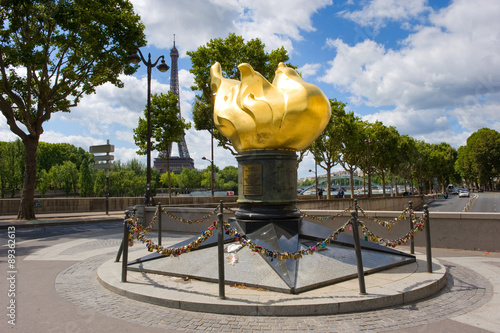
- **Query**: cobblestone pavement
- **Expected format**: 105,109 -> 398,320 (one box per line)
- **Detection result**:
53,236 -> 494,333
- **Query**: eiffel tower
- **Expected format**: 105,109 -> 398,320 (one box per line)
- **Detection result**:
154,39 -> 194,174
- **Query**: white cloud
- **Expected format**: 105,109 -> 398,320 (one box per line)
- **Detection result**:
40,130 -> 104,151
131,0 -> 333,55
235,0 -> 332,51
298,63 -> 322,78
339,0 -> 430,31
54,75 -> 170,138
320,0 -> 500,142
0,118 -> 19,142
449,103 -> 500,133
361,108 -> 449,136
115,130 -> 135,144
184,127 -> 236,170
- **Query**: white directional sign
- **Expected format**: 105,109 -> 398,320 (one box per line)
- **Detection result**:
90,141 -> 115,170
90,140 -> 114,215
89,144 -> 114,154
93,163 -> 114,169
93,155 -> 114,162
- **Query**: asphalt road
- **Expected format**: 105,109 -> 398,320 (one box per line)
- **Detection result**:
428,191 -> 500,212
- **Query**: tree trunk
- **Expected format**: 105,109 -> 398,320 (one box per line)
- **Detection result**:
326,167 -> 332,199
381,171 -> 386,197
349,169 -> 355,199
17,136 -> 39,220
167,153 -> 171,205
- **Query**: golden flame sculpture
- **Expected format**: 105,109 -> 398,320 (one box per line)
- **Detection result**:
211,62 -> 331,152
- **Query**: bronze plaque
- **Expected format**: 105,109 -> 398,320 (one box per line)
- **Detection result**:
243,163 -> 263,195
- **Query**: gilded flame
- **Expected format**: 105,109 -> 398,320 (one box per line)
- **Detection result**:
210,62 -> 331,152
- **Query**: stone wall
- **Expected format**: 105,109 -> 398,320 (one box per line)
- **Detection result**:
0,195 -> 420,216
0,196 -> 238,216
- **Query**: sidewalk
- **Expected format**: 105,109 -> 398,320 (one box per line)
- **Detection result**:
1,214 -> 499,332
0,211 -> 124,229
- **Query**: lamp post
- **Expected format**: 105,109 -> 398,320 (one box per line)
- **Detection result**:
365,138 -> 372,198
309,159 -> 318,199
202,156 -> 215,197
129,49 -> 169,206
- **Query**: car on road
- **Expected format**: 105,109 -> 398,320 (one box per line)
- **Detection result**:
458,189 -> 470,198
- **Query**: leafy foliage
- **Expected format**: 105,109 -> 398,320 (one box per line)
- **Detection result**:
456,128 -> 500,189
133,92 -> 191,155
0,0 -> 146,218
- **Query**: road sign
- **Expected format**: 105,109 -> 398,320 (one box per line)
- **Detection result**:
89,144 -> 114,154
93,163 -> 114,169
93,154 -> 114,162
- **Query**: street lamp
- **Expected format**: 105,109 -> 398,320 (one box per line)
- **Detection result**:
130,49 -> 169,206
365,138 -> 373,198
309,159 -> 318,199
202,156 -> 215,197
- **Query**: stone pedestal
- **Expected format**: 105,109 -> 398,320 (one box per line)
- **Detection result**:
236,150 -> 299,220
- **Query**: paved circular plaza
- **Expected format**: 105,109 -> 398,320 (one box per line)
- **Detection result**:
52,233 -> 494,332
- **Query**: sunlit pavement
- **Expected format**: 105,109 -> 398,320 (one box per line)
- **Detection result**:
1,216 -> 498,332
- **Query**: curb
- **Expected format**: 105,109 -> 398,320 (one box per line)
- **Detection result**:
97,254 -> 447,317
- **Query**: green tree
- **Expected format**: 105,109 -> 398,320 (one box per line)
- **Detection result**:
455,145 -> 473,186
335,107 -> 366,198
51,161 -> 78,196
366,122 -> 400,197
457,128 -> 500,190
201,165 -> 219,189
93,169 -> 106,197
0,0 -> 146,219
36,169 -> 50,197
217,166 -> 238,191
176,168 -> 202,189
37,142 -> 90,174
0,140 -> 24,197
133,91 -> 191,201
309,99 -> 343,199
428,142 -> 457,193
160,171 -> 178,189
79,157 -> 94,197
123,158 -> 145,177
396,135 -> 419,193
187,33 -> 294,154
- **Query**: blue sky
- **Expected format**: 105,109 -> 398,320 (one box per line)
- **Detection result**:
2,0 -> 499,180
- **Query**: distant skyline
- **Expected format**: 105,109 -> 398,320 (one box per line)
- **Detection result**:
1,0 -> 499,179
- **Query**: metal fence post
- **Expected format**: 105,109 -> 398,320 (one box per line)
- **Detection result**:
115,210 -> 130,262
424,204 -> 433,273
121,211 -> 130,283
351,210 -> 367,295
217,201 -> 225,299
157,202 -> 162,246
409,201 -> 414,254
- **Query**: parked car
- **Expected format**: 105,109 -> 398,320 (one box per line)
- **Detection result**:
458,189 -> 470,198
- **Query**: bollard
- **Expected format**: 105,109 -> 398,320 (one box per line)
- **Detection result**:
351,210 -> 367,295
424,204 -> 433,273
409,201 -> 414,254
121,210 -> 130,283
115,210 -> 130,262
217,201 -> 226,299
115,240 -> 124,263
157,202 -> 162,246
